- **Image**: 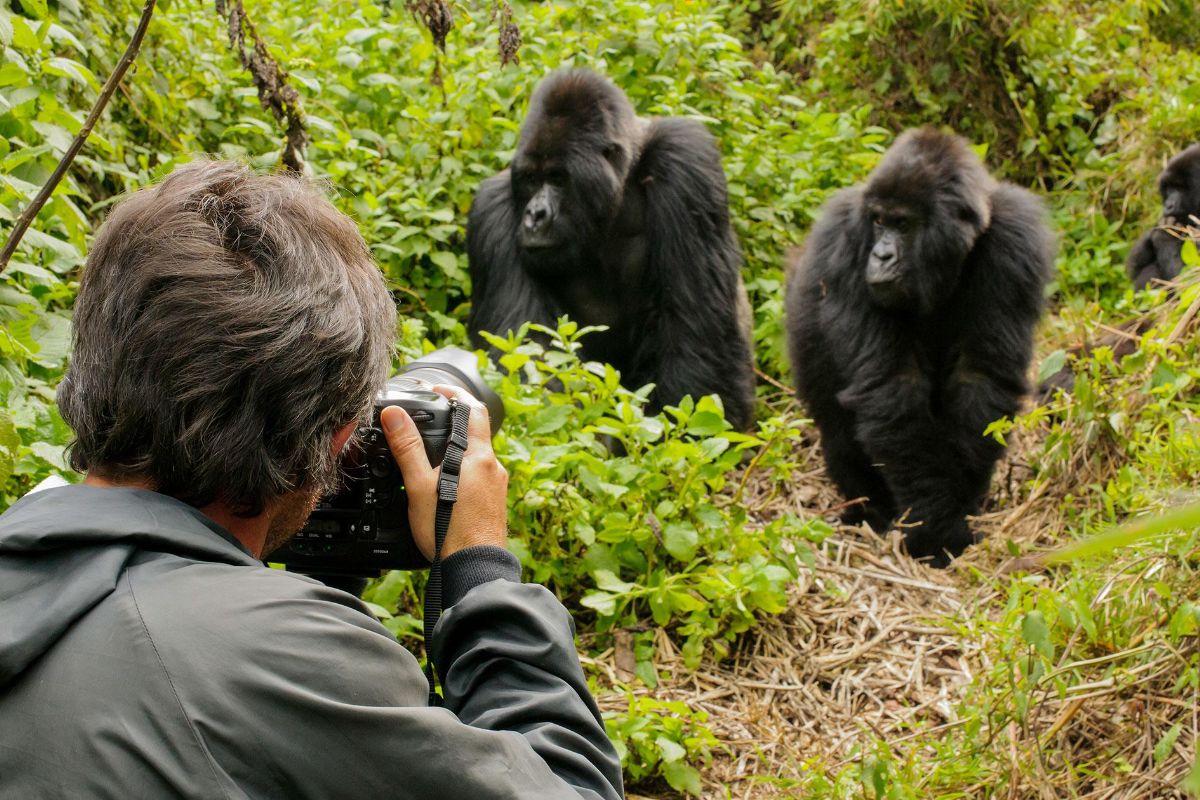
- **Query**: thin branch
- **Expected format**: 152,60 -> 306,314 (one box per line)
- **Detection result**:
0,0 -> 158,275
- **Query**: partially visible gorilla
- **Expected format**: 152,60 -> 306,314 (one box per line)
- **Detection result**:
467,69 -> 755,430
1127,143 -> 1200,290
787,129 -> 1054,566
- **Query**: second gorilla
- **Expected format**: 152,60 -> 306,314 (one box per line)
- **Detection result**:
787,129 -> 1054,566
467,69 -> 755,431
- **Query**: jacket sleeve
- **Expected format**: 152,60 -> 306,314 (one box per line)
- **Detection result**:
154,559 -> 624,800
432,547 -> 624,800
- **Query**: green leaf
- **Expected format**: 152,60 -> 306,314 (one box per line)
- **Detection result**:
686,411 -> 726,437
0,411 -> 19,486
656,735 -> 686,763
662,761 -> 702,796
429,251 -> 462,276
593,569 -> 635,594
1037,349 -> 1068,384
18,0 -> 48,21
1021,610 -> 1053,660
580,591 -> 617,616
663,521 -> 699,562
528,404 -> 572,436
42,57 -> 99,89
1183,752 -> 1200,796
1182,239 -> 1200,268
1155,722 -> 1183,766
0,10 -> 13,47
30,311 -> 71,368
1047,501 -> 1200,564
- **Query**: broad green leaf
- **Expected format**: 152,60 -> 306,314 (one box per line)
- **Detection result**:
1182,239 -> 1200,268
662,761 -> 702,796
42,56 -> 98,89
528,404 -> 572,436
655,735 -> 686,763
593,569 -> 635,594
1037,349 -> 1067,384
663,521 -> 699,562
1155,722 -> 1182,767
580,590 -> 617,616
1021,610 -> 1053,660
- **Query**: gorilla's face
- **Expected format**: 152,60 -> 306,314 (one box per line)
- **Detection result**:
863,197 -> 976,315
1159,144 -> 1200,224
509,71 -> 638,279
861,129 -> 993,316
864,200 -> 919,310
510,138 -> 627,277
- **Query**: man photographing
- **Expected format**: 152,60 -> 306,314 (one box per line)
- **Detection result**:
0,161 -> 624,799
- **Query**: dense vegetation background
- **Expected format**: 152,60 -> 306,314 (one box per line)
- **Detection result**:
1,0 -> 1198,796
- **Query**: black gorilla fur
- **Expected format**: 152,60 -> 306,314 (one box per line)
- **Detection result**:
1127,143 -> 1200,290
467,69 -> 755,430
786,128 -> 1054,565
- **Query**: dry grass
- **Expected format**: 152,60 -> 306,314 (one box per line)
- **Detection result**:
594,375 -> 1199,797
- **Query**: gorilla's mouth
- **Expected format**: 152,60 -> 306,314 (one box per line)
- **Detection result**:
866,281 -> 912,311
518,233 -> 566,252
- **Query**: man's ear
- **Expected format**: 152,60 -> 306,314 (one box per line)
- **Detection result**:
331,421 -> 356,458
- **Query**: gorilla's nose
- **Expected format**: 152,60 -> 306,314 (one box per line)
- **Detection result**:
524,204 -> 553,232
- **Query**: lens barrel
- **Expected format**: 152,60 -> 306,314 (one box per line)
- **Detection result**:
388,347 -> 504,432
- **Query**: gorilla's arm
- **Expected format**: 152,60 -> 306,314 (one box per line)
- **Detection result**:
467,172 -> 556,350
630,118 -> 756,430
947,185 -> 1052,437
1127,230 -> 1160,290
788,188 -> 900,528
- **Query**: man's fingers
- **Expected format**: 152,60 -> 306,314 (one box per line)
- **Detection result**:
380,406 -> 433,483
431,385 -> 494,449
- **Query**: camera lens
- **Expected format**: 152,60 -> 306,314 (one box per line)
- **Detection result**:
389,347 -> 504,433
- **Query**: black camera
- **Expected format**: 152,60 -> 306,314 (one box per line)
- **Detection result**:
274,347 -> 503,577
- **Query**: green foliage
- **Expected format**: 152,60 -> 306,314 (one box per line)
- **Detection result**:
5,0 -> 1200,794
604,694 -> 719,796
728,0 -> 1200,304
483,321 -> 825,669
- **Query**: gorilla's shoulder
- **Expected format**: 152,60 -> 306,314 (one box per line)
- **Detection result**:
975,182 -> 1056,293
469,170 -> 511,213
989,182 -> 1048,228
637,117 -> 725,181
987,183 -> 1054,255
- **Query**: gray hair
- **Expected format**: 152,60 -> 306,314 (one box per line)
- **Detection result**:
58,159 -> 396,516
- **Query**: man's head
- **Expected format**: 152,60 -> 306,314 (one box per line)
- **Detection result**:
58,160 -> 396,532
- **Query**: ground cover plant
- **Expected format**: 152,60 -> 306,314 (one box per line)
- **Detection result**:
1,0 -> 1199,796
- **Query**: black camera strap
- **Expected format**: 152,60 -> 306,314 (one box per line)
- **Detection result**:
422,399 -> 471,706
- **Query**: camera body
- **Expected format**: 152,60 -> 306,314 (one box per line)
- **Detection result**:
273,347 -> 502,576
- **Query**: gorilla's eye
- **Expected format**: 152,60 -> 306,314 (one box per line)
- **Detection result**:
546,168 -> 569,186
872,214 -> 885,228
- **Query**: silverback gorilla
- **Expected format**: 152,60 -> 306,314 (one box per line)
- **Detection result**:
1127,143 -> 1200,290
467,69 -> 755,430
787,129 -> 1054,566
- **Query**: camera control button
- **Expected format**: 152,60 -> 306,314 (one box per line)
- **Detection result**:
370,454 -> 394,478
408,410 -> 434,423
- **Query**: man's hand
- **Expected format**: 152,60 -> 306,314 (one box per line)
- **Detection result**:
380,386 -> 508,561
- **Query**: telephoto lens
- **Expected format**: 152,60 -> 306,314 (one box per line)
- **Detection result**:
387,347 -> 504,438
